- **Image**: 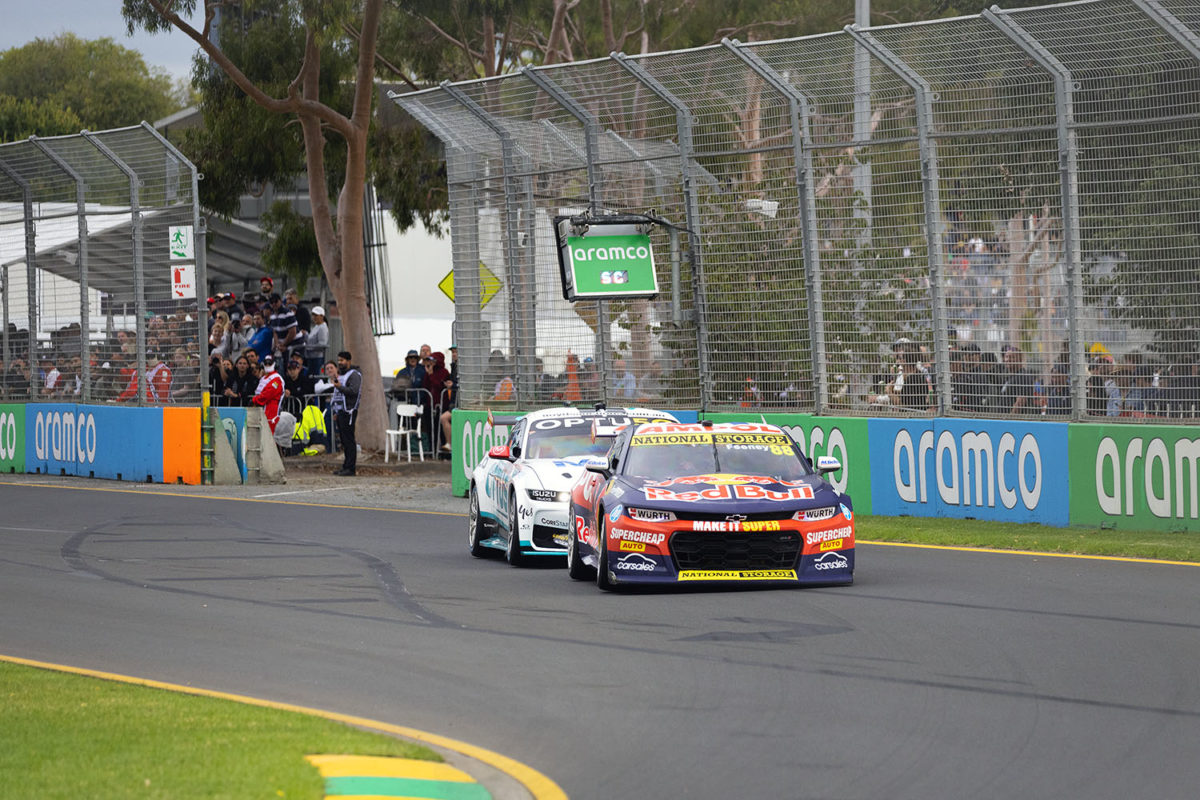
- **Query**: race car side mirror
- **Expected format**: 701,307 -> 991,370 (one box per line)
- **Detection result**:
488,445 -> 514,461
585,463 -> 612,478
511,444 -> 522,459
816,455 -> 841,475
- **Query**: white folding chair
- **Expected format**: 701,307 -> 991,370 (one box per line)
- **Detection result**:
385,403 -> 424,462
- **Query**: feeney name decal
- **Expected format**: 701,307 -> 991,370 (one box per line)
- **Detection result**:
643,484 -> 814,502
677,569 -> 797,581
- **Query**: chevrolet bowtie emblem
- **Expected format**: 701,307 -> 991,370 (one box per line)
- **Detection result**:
725,514 -> 748,522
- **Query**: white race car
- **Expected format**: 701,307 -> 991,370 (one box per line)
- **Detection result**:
467,406 -> 679,565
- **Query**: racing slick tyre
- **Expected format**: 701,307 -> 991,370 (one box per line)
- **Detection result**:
505,491 -> 525,567
596,513 -> 616,592
468,485 -> 487,558
566,503 -> 594,581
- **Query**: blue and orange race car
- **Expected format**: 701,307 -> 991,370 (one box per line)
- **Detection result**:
567,421 -> 855,591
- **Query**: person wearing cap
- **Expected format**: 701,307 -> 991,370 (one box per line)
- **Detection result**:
306,305 -> 329,375
392,349 -> 426,405
252,355 -> 285,433
331,351 -> 362,476
243,277 -> 274,317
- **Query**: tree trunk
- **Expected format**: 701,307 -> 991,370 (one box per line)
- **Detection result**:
334,135 -> 388,452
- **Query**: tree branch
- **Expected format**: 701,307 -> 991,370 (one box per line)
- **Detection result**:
344,21 -> 419,90
141,0 -> 354,136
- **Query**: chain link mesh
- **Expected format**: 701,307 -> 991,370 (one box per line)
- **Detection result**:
1,124 -> 203,405
399,0 -> 1200,421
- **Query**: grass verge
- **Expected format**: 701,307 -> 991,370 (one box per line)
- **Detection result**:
0,661 -> 439,799
859,515 -> 1200,563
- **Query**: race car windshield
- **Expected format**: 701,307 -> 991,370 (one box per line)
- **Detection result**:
524,427 -> 611,459
624,432 -> 811,480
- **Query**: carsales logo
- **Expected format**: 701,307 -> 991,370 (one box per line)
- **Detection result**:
34,410 -> 97,464
0,411 -> 17,460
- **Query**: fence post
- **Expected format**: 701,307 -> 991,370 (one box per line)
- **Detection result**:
0,159 -> 35,391
81,131 -> 146,404
1132,0 -> 1200,59
983,8 -> 1085,420
439,82 -> 536,407
611,52 -> 713,411
722,38 -> 828,414
845,25 -> 952,414
393,92 -> 487,407
142,121 -> 207,402
29,140 -> 91,401
521,66 -> 612,402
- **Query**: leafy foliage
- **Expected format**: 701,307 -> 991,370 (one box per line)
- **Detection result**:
259,200 -> 325,287
0,34 -> 180,134
0,96 -> 83,140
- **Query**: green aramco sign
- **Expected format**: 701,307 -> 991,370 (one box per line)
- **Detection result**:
556,218 -> 660,301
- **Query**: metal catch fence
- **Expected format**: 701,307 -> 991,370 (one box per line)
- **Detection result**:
394,0 -> 1200,421
1,123 -> 205,405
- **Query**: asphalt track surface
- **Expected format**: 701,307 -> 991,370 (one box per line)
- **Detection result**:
3,481 -> 1199,800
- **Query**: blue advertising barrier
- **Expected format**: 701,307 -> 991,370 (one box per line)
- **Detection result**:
868,418 -> 1070,525
24,404 -> 165,482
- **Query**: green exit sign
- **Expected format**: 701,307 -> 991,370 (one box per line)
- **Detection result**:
556,218 -> 660,301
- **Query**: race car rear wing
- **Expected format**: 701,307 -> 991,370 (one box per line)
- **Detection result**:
486,410 -> 523,429
590,420 -> 627,443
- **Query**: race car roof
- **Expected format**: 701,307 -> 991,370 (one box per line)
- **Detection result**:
488,407 -> 678,428
630,421 -> 787,437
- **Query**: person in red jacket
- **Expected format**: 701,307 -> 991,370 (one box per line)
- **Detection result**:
116,354 -> 173,403
252,355 -> 285,432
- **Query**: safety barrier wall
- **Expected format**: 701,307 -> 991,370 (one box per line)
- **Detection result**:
0,402 -> 199,484
451,408 -> 1200,532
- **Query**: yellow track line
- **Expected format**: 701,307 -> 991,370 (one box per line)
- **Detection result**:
858,539 -> 1200,567
0,654 -> 566,800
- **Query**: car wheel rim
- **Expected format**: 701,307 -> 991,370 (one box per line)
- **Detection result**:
468,491 -> 479,545
509,499 -> 518,556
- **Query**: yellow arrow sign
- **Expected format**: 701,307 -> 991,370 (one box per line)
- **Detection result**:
438,261 -> 502,309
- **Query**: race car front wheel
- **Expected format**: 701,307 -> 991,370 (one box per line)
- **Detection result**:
505,492 -> 525,566
468,485 -> 487,558
596,514 -> 615,592
566,503 -> 594,581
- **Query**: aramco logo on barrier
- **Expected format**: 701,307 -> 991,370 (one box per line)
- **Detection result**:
34,410 -> 97,465
0,411 -> 17,460
1095,435 -> 1200,519
893,430 -> 1043,511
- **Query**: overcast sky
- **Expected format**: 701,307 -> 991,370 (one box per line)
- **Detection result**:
0,2 -> 203,83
